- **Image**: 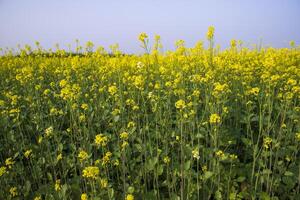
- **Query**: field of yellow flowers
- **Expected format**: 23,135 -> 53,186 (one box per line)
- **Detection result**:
0,28 -> 300,200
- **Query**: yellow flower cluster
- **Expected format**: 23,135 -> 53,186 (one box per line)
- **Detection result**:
82,166 -> 100,179
9,187 -> 18,197
108,85 -> 118,96
209,114 -> 221,125
24,149 -> 32,159
206,26 -> 215,40
138,32 -> 148,42
5,158 -> 15,169
295,132 -> 300,142
215,150 -> 225,158
55,179 -> 61,191
45,126 -> 54,137
81,193 -> 88,200
120,131 -> 129,140
94,134 -> 108,147
102,151 -> 112,166
163,156 -> 171,165
78,150 -> 89,162
263,137 -> 272,149
126,194 -> 134,200
175,99 -> 186,110
0,166 -> 7,177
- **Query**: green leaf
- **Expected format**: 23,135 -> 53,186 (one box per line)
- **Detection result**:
260,192 -> 271,200
157,165 -> 164,176
127,186 -> 135,194
134,144 -> 143,152
284,171 -> 294,176
203,171 -> 214,180
24,180 -> 31,197
146,157 -> 158,171
108,188 -> 114,199
236,176 -> 246,182
184,160 -> 191,171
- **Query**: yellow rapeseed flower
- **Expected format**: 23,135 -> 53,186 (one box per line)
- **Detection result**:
192,148 -> 200,159
55,179 -> 61,191
100,178 -> 108,188
5,157 -> 15,169
81,193 -> 88,200
102,151 -> 112,165
81,103 -> 88,110
175,99 -> 186,110
215,150 -> 225,158
209,114 -> 221,124
138,32 -> 148,42
295,132 -> 300,142
248,87 -> 260,96
45,126 -> 54,137
206,26 -> 215,40
108,85 -> 118,96
0,166 -> 7,177
163,156 -> 170,164
57,153 -> 63,161
9,187 -> 18,197
34,196 -> 42,200
120,131 -> 129,140
263,137 -> 272,149
126,194 -> 134,200
94,134 -> 108,147
78,150 -> 89,162
82,166 -> 99,179
24,149 -> 32,159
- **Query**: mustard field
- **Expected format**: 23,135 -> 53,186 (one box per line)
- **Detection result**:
0,28 -> 300,199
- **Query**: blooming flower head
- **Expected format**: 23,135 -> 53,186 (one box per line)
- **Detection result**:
212,82 -> 230,97
57,153 -> 63,161
102,151 -> 112,165
0,166 -> 7,177
24,149 -> 32,159
296,132 -> 300,142
175,99 -> 186,110
230,39 -> 237,48
138,32 -> 148,42
108,85 -> 117,96
209,114 -> 221,124
81,193 -> 88,200
248,87 -> 260,96
127,121 -> 135,128
163,156 -> 170,164
215,150 -> 225,158
263,137 -> 272,149
207,26 -> 215,40
82,166 -> 99,179
94,134 -> 108,147
34,196 -> 42,200
78,150 -> 89,162
229,154 -> 238,160
5,157 -> 15,168
192,148 -> 200,159
126,194 -> 134,200
45,126 -> 54,137
81,103 -> 88,110
120,131 -> 129,140
121,141 -> 129,150
9,187 -> 18,197
55,179 -> 61,191
100,178 -> 108,188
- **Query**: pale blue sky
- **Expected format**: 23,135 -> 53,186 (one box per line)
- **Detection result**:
0,0 -> 299,53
